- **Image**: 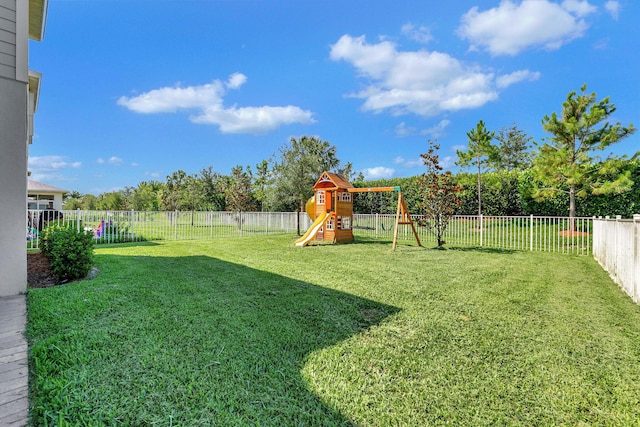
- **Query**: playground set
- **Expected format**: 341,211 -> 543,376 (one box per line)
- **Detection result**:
295,171 -> 421,249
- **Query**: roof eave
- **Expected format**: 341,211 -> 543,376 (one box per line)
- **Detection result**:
28,70 -> 41,113
29,0 -> 48,41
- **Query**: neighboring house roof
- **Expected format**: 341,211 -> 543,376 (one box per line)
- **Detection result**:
29,0 -> 48,41
27,179 -> 67,194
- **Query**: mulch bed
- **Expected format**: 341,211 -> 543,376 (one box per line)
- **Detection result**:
27,252 -> 57,288
558,231 -> 590,236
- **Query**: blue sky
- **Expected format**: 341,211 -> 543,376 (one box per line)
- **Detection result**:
28,0 -> 639,195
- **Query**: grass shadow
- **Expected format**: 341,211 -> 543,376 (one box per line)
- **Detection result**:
444,245 -> 520,255
28,252 -> 399,425
351,236 -> 424,248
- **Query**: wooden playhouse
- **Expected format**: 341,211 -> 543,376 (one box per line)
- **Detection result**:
295,171 -> 421,248
294,171 -> 355,246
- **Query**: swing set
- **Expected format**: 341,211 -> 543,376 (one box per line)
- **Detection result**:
295,172 -> 421,250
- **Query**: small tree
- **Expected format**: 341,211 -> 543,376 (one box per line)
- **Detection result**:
253,160 -> 271,212
533,84 -> 636,223
417,140 -> 463,247
271,136 -> 342,234
225,165 -> 255,228
456,120 -> 498,217
162,170 -> 188,211
197,166 -> 227,211
493,123 -> 533,171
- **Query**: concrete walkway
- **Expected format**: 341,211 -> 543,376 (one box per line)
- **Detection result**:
0,295 -> 29,426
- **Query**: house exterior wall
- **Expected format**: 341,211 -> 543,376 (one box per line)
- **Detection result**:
53,193 -> 62,209
0,77 -> 28,296
0,0 -> 27,82
0,0 -> 17,79
27,192 -> 63,210
0,0 -> 30,296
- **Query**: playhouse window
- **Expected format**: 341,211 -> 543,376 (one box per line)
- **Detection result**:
316,191 -> 325,205
326,216 -> 335,230
338,192 -> 351,202
341,216 -> 352,230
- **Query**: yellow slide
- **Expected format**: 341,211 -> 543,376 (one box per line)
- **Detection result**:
295,212 -> 329,247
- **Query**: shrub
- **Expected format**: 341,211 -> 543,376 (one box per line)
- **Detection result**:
41,224 -> 95,284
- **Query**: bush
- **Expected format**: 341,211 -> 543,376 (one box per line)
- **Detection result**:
41,224 -> 95,284
454,171 -> 525,216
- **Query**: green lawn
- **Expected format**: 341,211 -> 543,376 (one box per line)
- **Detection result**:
27,235 -> 640,426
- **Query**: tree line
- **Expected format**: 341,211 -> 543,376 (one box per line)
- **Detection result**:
64,85 -> 637,220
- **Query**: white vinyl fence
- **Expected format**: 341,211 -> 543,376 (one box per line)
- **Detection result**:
353,214 -> 593,255
27,210 -> 593,255
27,210 -> 312,250
593,215 -> 640,303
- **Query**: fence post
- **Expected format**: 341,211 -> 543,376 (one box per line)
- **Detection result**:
479,214 -> 483,247
616,215 -> 622,282
174,210 -> 178,241
591,216 -> 596,256
77,208 -> 81,233
634,214 -> 640,303
131,209 -> 135,240
529,214 -> 533,251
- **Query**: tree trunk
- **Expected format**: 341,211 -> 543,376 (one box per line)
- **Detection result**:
437,214 -> 445,247
569,184 -> 576,231
477,160 -> 482,233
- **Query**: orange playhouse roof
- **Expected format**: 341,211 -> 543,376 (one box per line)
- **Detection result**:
313,171 -> 353,190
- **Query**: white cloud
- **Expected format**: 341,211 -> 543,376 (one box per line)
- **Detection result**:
97,156 -> 124,166
562,0 -> 597,17
226,72 -> 248,89
440,156 -> 455,169
396,119 -> 451,138
427,119 -> 451,138
394,156 -> 422,168
395,122 -> 418,137
457,0 -> 596,56
108,156 -> 123,165
28,155 -> 81,182
362,166 -> 395,180
401,23 -> 433,44
331,34 -> 539,117
604,1 -> 620,20
191,105 -> 315,134
117,73 -> 315,134
117,81 -> 225,113
405,159 -> 423,168
592,38 -> 611,50
496,70 -> 541,89
424,119 -> 451,138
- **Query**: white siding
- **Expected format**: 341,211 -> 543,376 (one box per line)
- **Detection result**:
0,0 -> 16,79
0,77 -> 28,296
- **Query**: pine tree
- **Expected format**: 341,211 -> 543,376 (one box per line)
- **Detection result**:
533,84 -> 636,223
